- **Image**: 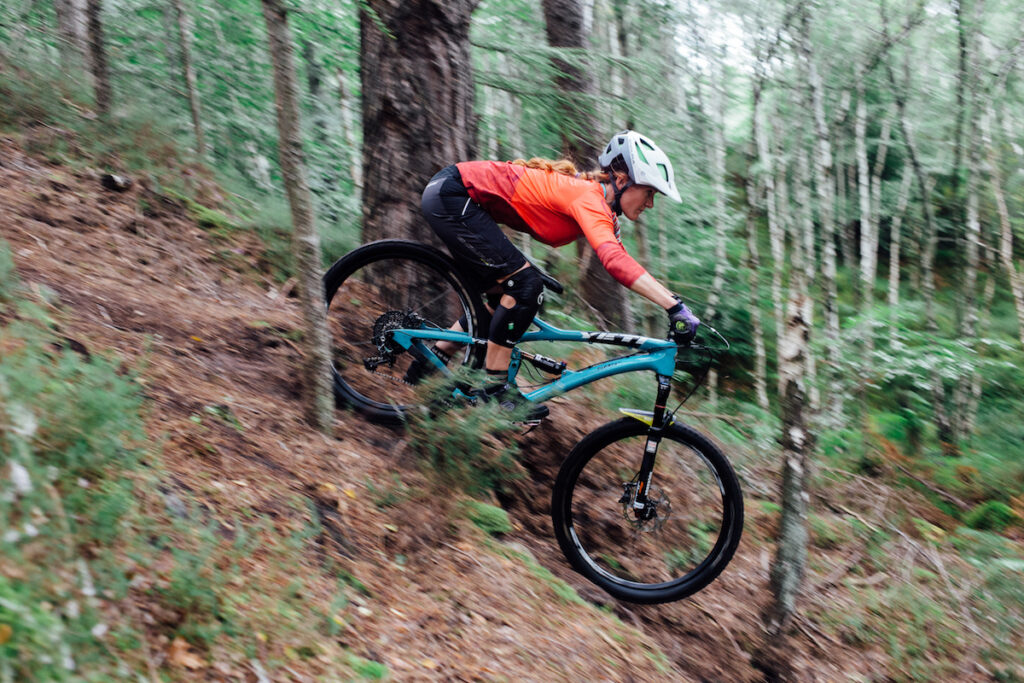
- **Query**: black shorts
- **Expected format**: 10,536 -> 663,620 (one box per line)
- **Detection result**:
421,165 -> 527,285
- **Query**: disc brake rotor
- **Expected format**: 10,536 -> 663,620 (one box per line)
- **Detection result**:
621,488 -> 672,533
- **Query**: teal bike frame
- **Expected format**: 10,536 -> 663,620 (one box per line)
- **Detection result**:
388,315 -> 683,512
387,316 -> 678,403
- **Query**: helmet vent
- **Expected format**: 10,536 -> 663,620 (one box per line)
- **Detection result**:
634,142 -> 649,164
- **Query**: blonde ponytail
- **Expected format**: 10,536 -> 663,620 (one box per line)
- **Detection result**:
511,157 -> 608,182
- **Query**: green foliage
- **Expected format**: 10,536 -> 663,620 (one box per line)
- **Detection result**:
347,653 -> 389,680
406,371 -> 525,498
964,501 -> 1018,532
365,474 -> 412,509
496,544 -> 585,606
0,294 -> 148,678
0,240 -> 17,301
461,500 -> 513,536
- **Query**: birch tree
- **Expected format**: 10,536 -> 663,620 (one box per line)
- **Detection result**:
984,107 -> 1024,348
172,0 -> 206,156
800,4 -> 842,423
887,170 -> 913,344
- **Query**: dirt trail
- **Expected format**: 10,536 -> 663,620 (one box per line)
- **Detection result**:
1,137 -> 863,681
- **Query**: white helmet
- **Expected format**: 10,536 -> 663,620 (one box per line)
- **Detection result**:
598,130 -> 681,203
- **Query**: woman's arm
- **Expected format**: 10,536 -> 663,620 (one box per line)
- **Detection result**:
629,272 -> 678,310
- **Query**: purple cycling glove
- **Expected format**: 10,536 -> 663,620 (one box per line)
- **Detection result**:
667,297 -> 700,344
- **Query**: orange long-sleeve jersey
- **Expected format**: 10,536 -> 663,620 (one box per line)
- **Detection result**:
455,160 -> 647,287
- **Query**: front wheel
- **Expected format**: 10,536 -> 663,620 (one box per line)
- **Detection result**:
551,418 -> 743,604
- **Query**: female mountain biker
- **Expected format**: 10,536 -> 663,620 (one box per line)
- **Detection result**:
415,130 -> 700,418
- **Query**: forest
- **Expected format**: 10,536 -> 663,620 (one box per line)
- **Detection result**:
1,0 -> 1023,680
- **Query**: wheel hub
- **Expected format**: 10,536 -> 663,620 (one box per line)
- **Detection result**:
620,485 -> 671,533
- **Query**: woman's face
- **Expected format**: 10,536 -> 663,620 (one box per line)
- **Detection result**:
620,184 -> 657,221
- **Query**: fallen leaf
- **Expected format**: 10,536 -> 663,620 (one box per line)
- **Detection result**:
0,624 -> 11,644
168,636 -> 205,669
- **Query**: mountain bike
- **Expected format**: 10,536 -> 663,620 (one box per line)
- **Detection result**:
323,239 -> 743,604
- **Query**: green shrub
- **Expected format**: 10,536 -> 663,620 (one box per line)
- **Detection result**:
406,371 -> 525,497
965,501 -> 1018,532
0,305 -> 149,678
0,239 -> 17,301
462,500 -> 513,535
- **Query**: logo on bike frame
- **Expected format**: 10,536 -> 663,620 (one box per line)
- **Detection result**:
587,332 -> 646,347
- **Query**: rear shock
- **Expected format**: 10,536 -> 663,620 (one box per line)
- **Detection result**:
521,351 -> 566,376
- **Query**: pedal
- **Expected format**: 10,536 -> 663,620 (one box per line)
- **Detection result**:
515,418 -> 544,433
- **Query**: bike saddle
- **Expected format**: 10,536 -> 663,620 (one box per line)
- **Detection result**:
527,260 -> 563,294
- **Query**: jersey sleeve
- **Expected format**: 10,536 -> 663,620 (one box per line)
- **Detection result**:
569,192 -> 648,287
594,242 -> 647,287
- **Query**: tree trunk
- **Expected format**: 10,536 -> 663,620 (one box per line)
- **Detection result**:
887,171 -> 913,344
952,34 -> 983,442
801,7 -> 842,423
704,46 -> 731,403
540,0 -> 600,165
336,69 -> 363,190
793,138 -> 821,412
743,160 -> 770,411
855,82 -> 871,310
261,0 -> 334,433
767,293 -> 812,633
172,0 -> 206,156
360,0 -> 478,244
984,108 -> 1024,349
85,0 -> 111,118
966,268 -> 995,434
746,52 -> 774,410
54,0 -> 88,73
542,0 -> 626,329
760,104 -> 786,395
869,109 -> 893,304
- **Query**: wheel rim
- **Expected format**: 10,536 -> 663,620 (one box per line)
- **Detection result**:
325,254 -> 478,414
565,432 -> 733,591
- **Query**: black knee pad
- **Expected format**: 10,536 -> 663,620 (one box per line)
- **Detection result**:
489,268 -> 544,347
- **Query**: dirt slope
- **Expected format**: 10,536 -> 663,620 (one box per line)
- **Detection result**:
1,136 -> 872,682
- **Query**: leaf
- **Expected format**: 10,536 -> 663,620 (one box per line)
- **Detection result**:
995,559 -> 1024,572
168,636 -> 206,669
0,624 -> 12,644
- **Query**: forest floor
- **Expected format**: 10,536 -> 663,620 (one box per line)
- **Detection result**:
1,133 -> 1016,681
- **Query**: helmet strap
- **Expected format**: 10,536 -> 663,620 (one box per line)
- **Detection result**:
606,174 -> 632,216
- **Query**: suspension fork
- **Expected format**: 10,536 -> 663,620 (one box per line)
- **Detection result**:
632,374 -> 673,511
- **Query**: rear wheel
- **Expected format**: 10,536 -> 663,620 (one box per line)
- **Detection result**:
322,240 -> 487,424
551,418 -> 743,604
